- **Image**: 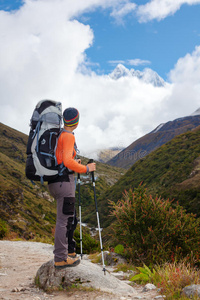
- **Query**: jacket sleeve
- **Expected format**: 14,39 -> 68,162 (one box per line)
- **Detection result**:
62,132 -> 87,174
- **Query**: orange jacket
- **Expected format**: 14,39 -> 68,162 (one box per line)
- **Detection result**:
56,130 -> 87,174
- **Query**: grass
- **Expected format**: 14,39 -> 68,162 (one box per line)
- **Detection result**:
89,251 -> 200,299
88,252 -> 102,264
128,260 -> 200,299
89,253 -> 200,299
153,261 -> 200,299
113,263 -> 136,274
29,234 -> 54,244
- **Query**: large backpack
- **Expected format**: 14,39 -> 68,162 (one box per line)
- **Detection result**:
25,99 -> 64,183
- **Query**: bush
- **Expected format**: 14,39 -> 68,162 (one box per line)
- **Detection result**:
0,219 -> 8,239
114,244 -> 124,255
129,261 -> 200,299
153,261 -> 200,299
109,185 -> 200,266
74,225 -> 99,254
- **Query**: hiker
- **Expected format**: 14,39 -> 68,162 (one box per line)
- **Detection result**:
48,107 -> 96,269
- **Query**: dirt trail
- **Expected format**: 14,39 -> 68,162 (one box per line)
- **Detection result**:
0,241 -> 162,300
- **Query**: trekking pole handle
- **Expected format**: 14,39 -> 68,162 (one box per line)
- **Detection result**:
88,159 -> 95,182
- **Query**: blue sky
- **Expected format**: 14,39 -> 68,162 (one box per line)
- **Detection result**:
0,0 -> 23,11
1,0 -> 199,80
0,0 -> 200,156
79,4 -> 200,80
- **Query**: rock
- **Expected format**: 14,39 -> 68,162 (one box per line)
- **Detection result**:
37,191 -> 54,202
123,280 -> 132,285
11,287 -> 27,292
102,251 -> 127,266
36,259 -> 138,296
142,283 -> 157,292
111,270 -> 134,281
111,271 -> 125,280
182,284 -> 200,298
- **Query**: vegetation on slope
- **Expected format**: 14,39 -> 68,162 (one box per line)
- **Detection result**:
99,126 -> 200,228
0,122 -> 124,240
110,185 -> 200,266
1,123 -> 200,300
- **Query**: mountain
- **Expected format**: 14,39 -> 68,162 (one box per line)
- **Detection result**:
107,112 -> 200,169
109,64 -> 165,87
191,107 -> 200,116
1,122 -> 200,245
97,147 -> 124,163
0,123 -> 57,240
0,122 -> 124,240
99,126 -> 200,228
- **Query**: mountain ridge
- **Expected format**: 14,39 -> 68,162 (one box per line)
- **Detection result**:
107,113 -> 200,169
109,64 -> 165,87
99,125 -> 200,228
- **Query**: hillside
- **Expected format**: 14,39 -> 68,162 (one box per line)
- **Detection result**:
0,123 -> 57,240
99,126 -> 200,228
0,122 -> 124,240
1,122 -> 200,241
107,114 -> 200,169
97,148 -> 123,163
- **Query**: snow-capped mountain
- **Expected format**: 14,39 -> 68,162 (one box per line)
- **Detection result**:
109,64 -> 165,87
107,109 -> 200,169
191,108 -> 200,116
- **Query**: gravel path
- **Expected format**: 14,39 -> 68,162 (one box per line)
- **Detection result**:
0,241 -> 163,300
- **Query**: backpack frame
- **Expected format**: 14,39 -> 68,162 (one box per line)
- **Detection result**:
25,99 -> 63,183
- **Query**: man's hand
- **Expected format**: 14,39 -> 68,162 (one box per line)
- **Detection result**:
87,163 -> 96,172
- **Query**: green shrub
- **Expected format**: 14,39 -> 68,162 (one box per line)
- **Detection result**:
130,264 -> 156,283
0,219 -> 8,238
109,185 -> 200,266
114,244 -> 124,255
74,225 -> 99,254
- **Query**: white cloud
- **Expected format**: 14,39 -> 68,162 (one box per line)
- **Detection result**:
0,0 -> 199,159
137,0 -> 200,22
169,46 -> 200,84
68,72 -> 171,156
110,1 -> 137,23
108,59 -> 151,67
108,60 -> 127,65
163,46 -> 200,118
127,59 -> 151,66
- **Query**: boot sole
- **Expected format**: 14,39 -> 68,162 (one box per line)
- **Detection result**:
54,259 -> 80,269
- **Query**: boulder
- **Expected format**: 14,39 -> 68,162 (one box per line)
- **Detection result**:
182,284 -> 200,298
142,283 -> 157,292
36,259 -> 137,296
101,251 -> 127,266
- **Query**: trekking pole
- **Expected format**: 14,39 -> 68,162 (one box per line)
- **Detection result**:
88,159 -> 106,275
77,173 -> 83,259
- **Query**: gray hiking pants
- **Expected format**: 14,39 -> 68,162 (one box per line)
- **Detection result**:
48,175 -> 76,262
